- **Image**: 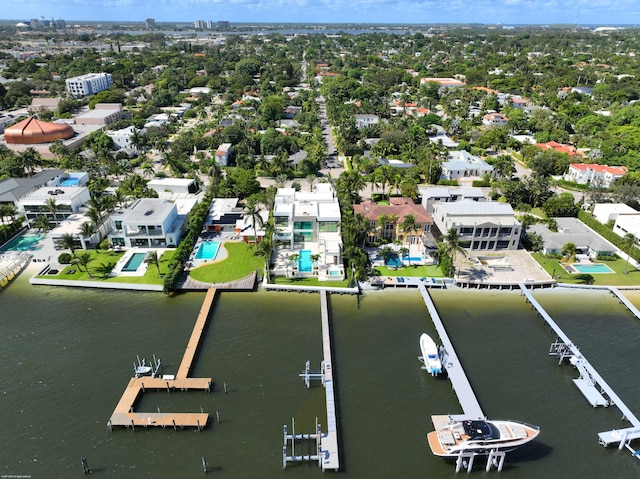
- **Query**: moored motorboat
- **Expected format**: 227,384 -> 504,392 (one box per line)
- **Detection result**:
427,415 -> 540,457
419,333 -> 443,376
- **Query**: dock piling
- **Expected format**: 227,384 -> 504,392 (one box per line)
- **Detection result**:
81,457 -> 91,474
202,456 -> 207,473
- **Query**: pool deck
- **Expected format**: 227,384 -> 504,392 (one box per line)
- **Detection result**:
108,288 -> 216,430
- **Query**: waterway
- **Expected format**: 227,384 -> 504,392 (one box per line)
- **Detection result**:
1,275 -> 640,477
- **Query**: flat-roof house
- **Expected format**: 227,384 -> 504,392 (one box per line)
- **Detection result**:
203,198 -> 243,233
529,217 -> 617,258
592,203 -> 637,225
272,183 -> 343,280
108,198 -> 188,248
564,163 -> 627,188
147,178 -> 199,196
432,200 -> 521,251
419,185 -> 486,215
75,104 -> 123,126
441,150 -> 493,181
105,125 -> 140,151
17,185 -> 91,227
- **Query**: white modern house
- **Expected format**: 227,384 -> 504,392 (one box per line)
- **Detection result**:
147,178 -> 199,196
108,198 -> 188,248
272,183 -> 344,280
432,200 -> 521,251
65,73 -> 113,98
17,186 -> 91,226
441,150 -> 493,181
105,126 -> 140,151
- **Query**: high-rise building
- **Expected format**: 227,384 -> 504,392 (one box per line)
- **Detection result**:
194,20 -> 206,29
145,18 -> 155,30
65,73 -> 113,98
206,20 -> 212,29
217,21 -> 230,30
56,19 -> 66,28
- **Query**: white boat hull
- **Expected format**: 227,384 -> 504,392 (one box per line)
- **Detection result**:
419,333 -> 443,376
427,416 -> 540,457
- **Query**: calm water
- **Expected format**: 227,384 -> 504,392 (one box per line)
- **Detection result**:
1,275 -> 640,478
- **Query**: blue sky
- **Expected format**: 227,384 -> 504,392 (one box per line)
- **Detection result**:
7,0 -> 640,25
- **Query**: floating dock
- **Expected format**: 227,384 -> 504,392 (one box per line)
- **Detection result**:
108,288 -> 216,430
519,284 -> 640,457
418,284 -> 484,419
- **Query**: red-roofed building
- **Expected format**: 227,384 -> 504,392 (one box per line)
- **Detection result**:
353,198 -> 433,245
535,141 -> 583,157
482,112 -> 508,127
564,163 -> 627,188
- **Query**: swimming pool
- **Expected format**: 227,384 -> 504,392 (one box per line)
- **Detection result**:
1,233 -> 45,251
298,250 -> 313,272
60,178 -> 80,187
122,253 -> 148,272
386,256 -> 402,267
572,263 -> 614,274
195,241 -> 220,261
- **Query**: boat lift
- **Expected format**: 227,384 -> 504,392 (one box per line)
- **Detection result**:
133,355 -> 162,378
282,417 -> 322,468
299,360 -> 326,388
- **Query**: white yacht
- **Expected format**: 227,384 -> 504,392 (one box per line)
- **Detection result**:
419,333 -> 443,376
427,415 -> 540,457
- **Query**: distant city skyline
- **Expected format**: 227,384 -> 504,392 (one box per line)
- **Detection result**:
4,0 -> 640,26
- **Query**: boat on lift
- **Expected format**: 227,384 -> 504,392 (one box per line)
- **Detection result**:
419,333 -> 443,376
427,415 -> 540,457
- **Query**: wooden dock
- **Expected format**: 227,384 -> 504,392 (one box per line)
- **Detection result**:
177,287 -> 216,379
108,289 -> 217,430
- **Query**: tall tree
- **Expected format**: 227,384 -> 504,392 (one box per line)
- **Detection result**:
399,213 -> 417,266
243,203 -> 264,246
144,250 -> 162,278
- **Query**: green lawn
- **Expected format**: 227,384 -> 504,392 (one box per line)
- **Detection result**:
373,264 -> 444,277
531,253 -> 640,287
273,276 -> 352,288
36,250 -> 176,285
188,242 -> 264,283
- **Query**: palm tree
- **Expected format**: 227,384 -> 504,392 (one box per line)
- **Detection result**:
562,242 -> 577,264
18,147 -> 43,177
243,203 -> 264,246
400,214 -> 417,266
373,165 -> 395,201
79,222 -> 96,249
622,233 -> 637,274
575,273 -> 595,285
72,251 -> 94,278
144,251 -> 162,278
311,253 -> 321,271
379,245 -> 395,265
45,198 -> 59,226
57,233 -> 78,255
399,246 -> 409,265
0,204 -> 10,241
35,215 -> 50,233
442,228 -> 465,277
288,253 -> 300,277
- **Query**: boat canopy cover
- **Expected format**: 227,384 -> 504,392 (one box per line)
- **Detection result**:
462,420 -> 498,440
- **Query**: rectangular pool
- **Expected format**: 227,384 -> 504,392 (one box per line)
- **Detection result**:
195,241 -> 220,260
298,250 -> 313,272
122,253 -> 148,272
60,178 -> 80,187
1,233 -> 45,251
572,263 -> 614,274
